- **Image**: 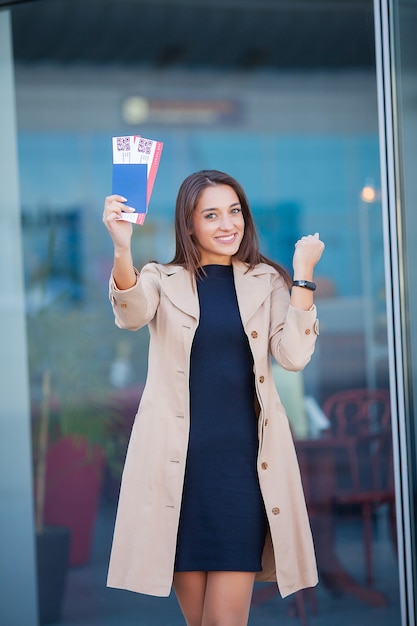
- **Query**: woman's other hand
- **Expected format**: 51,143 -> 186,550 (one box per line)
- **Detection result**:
292,233 -> 325,280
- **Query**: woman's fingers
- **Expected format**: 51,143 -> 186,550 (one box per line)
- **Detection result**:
103,195 -> 135,224
108,194 -> 127,203
102,195 -> 135,250
293,233 -> 325,270
295,233 -> 324,251
296,232 -> 322,245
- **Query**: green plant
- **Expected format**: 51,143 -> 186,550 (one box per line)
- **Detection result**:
34,368 -> 51,534
26,223 -> 129,533
28,303 -> 127,533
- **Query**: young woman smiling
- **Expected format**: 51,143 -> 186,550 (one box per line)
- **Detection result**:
103,169 -> 324,626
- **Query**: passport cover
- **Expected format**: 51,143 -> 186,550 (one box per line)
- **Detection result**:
111,163 -> 147,214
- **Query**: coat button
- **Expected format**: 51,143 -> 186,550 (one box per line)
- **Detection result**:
305,328 -> 311,335
265,418 -> 269,426
261,462 -> 268,470
259,375 -> 265,383
272,507 -> 280,515
121,303 -> 127,309
251,330 -> 258,338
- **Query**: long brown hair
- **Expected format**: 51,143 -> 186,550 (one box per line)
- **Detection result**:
168,170 -> 291,287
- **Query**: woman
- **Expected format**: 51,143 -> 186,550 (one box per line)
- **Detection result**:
103,170 -> 324,626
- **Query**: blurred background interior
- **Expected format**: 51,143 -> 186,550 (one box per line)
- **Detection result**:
1,0 -> 417,625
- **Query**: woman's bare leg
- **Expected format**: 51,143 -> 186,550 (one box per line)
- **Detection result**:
202,571 -> 256,626
174,570 -> 256,626
173,571 -> 207,626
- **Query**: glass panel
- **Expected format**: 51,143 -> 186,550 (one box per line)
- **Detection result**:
0,10 -> 38,624
10,0 -> 401,623
391,0 -> 417,618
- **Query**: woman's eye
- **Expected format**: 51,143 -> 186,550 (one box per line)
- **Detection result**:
231,207 -> 241,214
205,212 -> 217,219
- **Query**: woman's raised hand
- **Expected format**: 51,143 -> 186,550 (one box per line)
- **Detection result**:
292,233 -> 325,279
103,195 -> 138,289
102,195 -> 135,251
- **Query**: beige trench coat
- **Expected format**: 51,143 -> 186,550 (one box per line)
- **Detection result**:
107,260 -> 319,598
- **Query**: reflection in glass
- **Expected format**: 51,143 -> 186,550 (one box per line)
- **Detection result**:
10,0 -> 401,623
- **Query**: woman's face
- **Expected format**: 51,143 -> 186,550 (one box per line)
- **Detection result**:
191,184 -> 245,266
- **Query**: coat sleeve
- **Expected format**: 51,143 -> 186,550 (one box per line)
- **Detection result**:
269,273 -> 319,371
108,263 -> 161,331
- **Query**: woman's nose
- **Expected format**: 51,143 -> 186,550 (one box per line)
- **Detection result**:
219,213 -> 233,230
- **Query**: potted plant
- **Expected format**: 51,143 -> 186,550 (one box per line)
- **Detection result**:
33,367 -> 71,625
24,212 -> 131,622
29,305 -> 127,568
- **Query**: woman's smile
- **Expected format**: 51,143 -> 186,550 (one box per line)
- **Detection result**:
215,233 -> 238,243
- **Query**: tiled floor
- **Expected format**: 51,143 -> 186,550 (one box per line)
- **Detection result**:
56,501 -> 402,626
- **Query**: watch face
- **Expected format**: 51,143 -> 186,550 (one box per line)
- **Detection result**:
292,280 -> 316,291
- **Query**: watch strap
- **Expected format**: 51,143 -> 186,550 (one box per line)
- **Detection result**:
292,279 -> 316,291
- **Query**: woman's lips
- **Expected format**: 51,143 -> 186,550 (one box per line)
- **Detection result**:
215,233 -> 237,243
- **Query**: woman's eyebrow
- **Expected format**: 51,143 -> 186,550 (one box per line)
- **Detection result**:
200,202 -> 241,214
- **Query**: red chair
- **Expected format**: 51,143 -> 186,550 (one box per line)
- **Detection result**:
322,389 -> 396,586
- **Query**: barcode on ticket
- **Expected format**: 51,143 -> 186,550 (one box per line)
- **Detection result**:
116,212 -> 146,225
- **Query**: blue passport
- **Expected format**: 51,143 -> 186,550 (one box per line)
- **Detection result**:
112,163 -> 147,213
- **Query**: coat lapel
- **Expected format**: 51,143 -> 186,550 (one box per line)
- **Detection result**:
158,262 -> 274,325
159,266 -> 199,321
232,261 -> 274,326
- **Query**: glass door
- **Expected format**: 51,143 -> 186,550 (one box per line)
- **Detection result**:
7,0 -> 404,623
375,0 -> 417,622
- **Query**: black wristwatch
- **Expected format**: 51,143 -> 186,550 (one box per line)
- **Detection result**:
292,279 -> 316,291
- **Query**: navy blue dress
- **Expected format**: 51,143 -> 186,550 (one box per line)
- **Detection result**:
174,264 -> 267,572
